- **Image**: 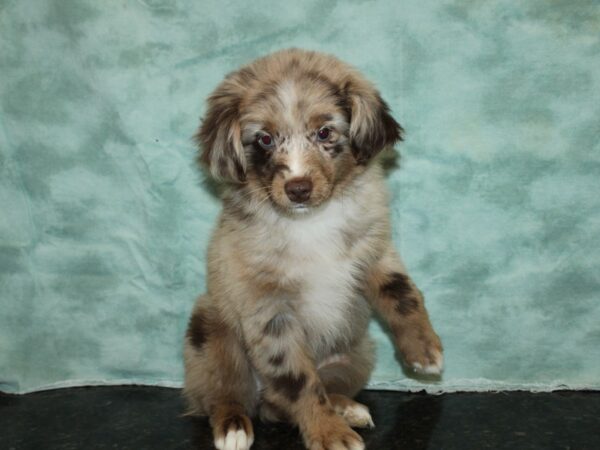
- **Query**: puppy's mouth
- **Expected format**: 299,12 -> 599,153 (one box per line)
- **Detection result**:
270,196 -> 321,216
282,196 -> 330,215
269,197 -> 313,215
290,204 -> 311,213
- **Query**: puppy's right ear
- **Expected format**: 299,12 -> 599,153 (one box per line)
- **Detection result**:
195,77 -> 247,183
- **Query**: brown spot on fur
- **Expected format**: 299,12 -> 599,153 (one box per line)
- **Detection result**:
381,272 -> 420,315
271,372 -> 306,402
186,306 -> 228,351
268,352 -> 285,366
381,272 -> 412,297
186,309 -> 208,349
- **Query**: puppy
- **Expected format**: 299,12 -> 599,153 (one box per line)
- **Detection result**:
183,49 -> 443,450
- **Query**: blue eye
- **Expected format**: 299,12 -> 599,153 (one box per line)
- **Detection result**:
317,127 -> 331,141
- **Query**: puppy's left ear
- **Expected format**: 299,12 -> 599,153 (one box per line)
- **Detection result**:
345,80 -> 404,164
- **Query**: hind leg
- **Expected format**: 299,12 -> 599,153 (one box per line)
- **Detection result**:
316,336 -> 376,429
318,335 -> 375,397
183,300 -> 258,449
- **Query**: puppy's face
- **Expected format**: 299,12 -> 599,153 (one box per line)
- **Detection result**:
241,77 -> 357,212
197,49 -> 402,214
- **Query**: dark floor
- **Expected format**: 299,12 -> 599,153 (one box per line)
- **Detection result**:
1,387 -> 599,450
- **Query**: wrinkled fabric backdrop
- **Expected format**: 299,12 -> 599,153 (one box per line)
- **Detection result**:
1,0 -> 599,394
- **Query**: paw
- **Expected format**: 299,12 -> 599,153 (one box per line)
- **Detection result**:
398,328 -> 444,376
339,402 -> 374,429
304,415 -> 364,450
214,414 -> 254,450
407,347 -> 444,375
215,429 -> 253,450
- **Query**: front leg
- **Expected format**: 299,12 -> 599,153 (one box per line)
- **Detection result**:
366,248 -> 444,375
242,308 -> 365,450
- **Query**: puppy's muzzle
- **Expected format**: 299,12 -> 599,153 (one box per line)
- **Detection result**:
285,178 -> 313,203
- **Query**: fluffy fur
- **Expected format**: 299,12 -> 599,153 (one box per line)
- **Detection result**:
183,49 -> 443,450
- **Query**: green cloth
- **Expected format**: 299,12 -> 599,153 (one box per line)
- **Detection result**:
1,0 -> 599,393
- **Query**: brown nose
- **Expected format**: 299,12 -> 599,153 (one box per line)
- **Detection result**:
284,178 -> 313,203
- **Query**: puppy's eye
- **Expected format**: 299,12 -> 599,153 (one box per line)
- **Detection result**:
257,133 -> 275,149
317,127 -> 331,141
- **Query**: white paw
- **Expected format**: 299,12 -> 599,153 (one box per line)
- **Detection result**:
410,349 -> 444,375
341,403 -> 375,429
215,428 -> 253,450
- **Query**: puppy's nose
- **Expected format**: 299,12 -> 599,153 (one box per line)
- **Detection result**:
285,178 -> 313,203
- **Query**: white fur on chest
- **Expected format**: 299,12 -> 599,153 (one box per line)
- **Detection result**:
279,198 -> 364,353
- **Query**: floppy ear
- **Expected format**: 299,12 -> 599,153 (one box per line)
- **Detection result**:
195,77 -> 247,183
344,80 -> 404,164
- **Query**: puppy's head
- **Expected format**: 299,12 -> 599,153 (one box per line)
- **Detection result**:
196,49 -> 403,213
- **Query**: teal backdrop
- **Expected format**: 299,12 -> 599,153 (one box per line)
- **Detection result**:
1,0 -> 599,394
